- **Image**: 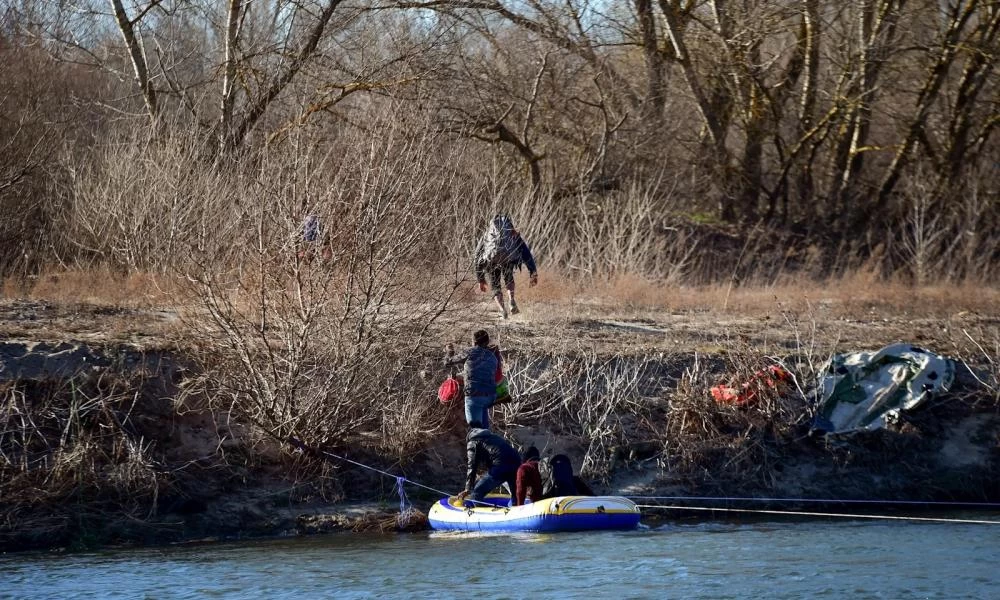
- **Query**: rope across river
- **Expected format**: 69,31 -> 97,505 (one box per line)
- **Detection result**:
288,437 -> 1000,525
287,436 -> 501,509
624,495 -> 1000,508
631,504 -> 1000,526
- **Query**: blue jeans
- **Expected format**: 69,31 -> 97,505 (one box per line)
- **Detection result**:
465,394 -> 495,429
469,466 -> 519,503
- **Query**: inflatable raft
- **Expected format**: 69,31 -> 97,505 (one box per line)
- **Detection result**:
428,494 -> 641,533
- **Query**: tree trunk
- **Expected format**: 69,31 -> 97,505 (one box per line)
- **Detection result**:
109,0 -> 157,123
657,0 -> 733,219
828,0 -> 904,222
795,0 -> 820,209
219,0 -> 244,154
636,0 -> 666,128
739,36 -> 764,222
229,0 -> 343,151
941,3 -> 1000,183
875,0 -> 978,210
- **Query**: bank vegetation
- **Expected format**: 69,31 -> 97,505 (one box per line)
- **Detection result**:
1,0 -> 998,550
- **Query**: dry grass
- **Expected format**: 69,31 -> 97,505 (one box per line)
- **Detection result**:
524,273 -> 999,318
2,270 -> 180,308
655,345 -> 810,492
346,508 -> 429,533
5,267 -> 996,323
0,373 -> 171,548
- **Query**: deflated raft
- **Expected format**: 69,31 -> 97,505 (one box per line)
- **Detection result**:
428,494 -> 641,533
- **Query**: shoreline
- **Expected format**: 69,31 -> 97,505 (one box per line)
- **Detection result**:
1,295 -> 998,552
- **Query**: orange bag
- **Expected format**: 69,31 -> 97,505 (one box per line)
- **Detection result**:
710,365 -> 792,406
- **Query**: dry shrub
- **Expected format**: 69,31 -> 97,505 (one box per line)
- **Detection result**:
59,126 -> 224,273
176,120 -> 475,473
949,327 -> 1000,407
658,343 -> 810,492
0,34 -> 109,280
516,180 -> 698,283
499,349 -> 669,480
0,374 -> 168,547
347,508 -> 428,532
890,164 -> 1000,285
8,270 -> 179,307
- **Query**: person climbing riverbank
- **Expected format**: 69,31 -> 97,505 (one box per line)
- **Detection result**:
474,213 -> 538,319
444,329 -> 498,429
456,421 -> 522,505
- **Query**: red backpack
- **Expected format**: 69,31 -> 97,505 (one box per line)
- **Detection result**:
438,376 -> 462,404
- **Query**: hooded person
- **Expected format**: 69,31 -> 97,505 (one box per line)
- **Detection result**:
474,213 -> 538,319
514,446 -> 543,506
456,422 -> 522,505
541,454 -> 594,498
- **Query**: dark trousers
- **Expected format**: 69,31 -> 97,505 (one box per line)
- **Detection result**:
469,465 -> 518,503
488,264 -> 515,294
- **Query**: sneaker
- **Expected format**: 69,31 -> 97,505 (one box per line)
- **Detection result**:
510,300 -> 520,315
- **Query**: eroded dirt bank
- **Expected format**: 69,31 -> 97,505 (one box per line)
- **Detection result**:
1,297 -> 998,552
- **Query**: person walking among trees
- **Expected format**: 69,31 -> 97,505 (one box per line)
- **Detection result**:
298,213 -> 332,263
475,213 -> 538,319
444,329 -> 498,429
456,421 -> 521,505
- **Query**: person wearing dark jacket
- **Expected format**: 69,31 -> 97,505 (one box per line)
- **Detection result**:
474,214 -> 538,319
515,446 -> 543,506
542,454 -> 594,498
444,329 -> 499,429
456,423 -> 522,505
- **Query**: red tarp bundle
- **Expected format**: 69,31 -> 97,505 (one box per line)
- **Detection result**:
710,365 -> 792,406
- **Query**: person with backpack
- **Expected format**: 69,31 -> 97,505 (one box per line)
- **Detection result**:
456,421 -> 522,505
474,213 -> 538,319
514,446 -> 543,506
444,329 -> 499,429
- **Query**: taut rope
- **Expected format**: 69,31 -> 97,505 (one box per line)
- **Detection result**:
288,437 -> 496,508
634,504 -> 1000,525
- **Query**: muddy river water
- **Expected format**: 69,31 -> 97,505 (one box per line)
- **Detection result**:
2,517 -> 998,599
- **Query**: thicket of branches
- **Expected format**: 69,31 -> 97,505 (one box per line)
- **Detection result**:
0,0 -> 996,283
0,373 -> 169,549
1,1 -> 998,515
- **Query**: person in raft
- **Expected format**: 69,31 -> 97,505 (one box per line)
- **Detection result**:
542,454 -> 594,498
456,421 -> 522,506
444,329 -> 498,429
474,213 -> 538,319
515,446 -> 543,506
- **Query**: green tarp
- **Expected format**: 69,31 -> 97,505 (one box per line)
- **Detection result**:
813,343 -> 955,434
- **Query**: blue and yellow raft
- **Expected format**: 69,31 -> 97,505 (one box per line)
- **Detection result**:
428,494 -> 641,533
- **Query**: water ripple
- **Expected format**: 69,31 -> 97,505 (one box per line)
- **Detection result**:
2,519 -> 999,599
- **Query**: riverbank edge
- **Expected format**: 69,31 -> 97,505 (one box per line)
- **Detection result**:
2,329 -> 999,553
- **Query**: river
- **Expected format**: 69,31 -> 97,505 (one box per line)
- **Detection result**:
2,517 -> 998,599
